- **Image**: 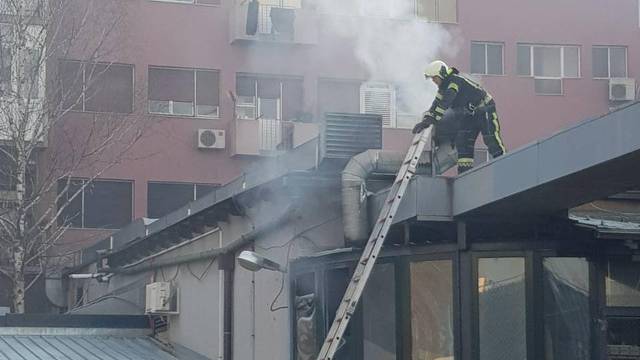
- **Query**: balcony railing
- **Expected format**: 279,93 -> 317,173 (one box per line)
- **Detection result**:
233,118 -> 318,157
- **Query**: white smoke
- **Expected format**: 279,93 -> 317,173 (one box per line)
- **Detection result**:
309,0 -> 455,121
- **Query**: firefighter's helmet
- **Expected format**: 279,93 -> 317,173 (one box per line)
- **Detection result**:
424,60 -> 449,79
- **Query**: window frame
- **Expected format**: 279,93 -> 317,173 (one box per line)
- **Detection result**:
59,60 -> 135,114
592,45 -> 628,79
148,66 -> 221,119
517,43 -> 582,78
517,43 -> 581,96
58,178 -> 134,230
470,41 -> 505,76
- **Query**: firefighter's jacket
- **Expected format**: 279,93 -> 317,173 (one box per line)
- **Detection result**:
426,68 -> 492,121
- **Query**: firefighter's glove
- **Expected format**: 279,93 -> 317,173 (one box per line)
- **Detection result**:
412,115 -> 435,134
412,121 -> 430,134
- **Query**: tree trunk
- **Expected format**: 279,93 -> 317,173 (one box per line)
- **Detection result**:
12,246 -> 26,314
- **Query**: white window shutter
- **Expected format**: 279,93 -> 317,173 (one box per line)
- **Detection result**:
360,82 -> 396,128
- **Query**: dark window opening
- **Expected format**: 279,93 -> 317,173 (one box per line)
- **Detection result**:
147,182 -> 219,218
57,179 -> 132,229
58,60 -> 134,113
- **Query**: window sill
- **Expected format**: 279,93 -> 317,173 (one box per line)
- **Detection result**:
67,109 -> 134,115
147,0 -> 221,7
148,111 -> 221,120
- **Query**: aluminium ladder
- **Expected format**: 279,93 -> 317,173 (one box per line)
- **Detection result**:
317,128 -> 432,360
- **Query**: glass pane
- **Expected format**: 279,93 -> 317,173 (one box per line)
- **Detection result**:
517,45 -> 531,76
437,0 -> 457,23
606,259 -> 640,306
57,179 -> 83,228
478,257 -> 526,360
363,263 -> 396,360
534,46 -> 562,77
486,44 -> 503,75
592,47 -> 609,78
0,25 -> 11,95
295,273 -> 317,360
411,260 -> 454,360
535,78 -> 562,95
196,105 -> 218,118
325,268 -> 354,360
607,318 -> 640,358
84,180 -> 132,229
470,43 -> 486,74
543,258 -> 590,360
59,60 -> 84,111
172,101 -> 194,116
149,100 -> 170,114
417,0 -> 437,21
147,182 -> 194,219
563,47 -> 579,78
610,47 -> 628,78
148,67 -> 194,102
85,63 -> 133,113
259,98 -> 279,120
196,70 -> 220,107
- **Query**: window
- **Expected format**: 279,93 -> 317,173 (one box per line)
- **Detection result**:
363,263 -> 397,359
517,44 -> 580,95
478,257 -> 526,360
149,67 -> 220,118
606,259 -> 640,307
471,42 -> 504,75
417,0 -> 457,23
411,260 -> 454,360
57,179 -> 133,229
235,74 -> 303,122
360,82 -> 396,128
59,60 -> 134,113
543,258 -> 590,360
593,46 -> 628,78
147,182 -> 217,218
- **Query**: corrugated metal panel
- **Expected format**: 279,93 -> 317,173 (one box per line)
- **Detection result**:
0,335 -> 178,360
323,112 -> 382,159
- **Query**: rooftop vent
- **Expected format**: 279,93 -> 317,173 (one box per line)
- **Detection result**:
322,112 -> 382,159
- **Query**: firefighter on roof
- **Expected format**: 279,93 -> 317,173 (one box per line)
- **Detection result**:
413,60 -> 507,173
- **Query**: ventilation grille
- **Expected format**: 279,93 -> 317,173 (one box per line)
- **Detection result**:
360,82 -> 396,127
323,112 -> 382,159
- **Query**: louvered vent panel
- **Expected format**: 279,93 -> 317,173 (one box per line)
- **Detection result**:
323,112 -> 382,159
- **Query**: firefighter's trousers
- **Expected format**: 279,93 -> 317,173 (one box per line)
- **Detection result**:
455,100 -> 506,173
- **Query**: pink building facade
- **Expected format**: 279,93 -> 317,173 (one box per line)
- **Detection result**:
58,0 -> 640,250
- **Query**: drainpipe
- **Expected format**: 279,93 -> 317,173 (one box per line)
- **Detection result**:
218,253 -> 235,360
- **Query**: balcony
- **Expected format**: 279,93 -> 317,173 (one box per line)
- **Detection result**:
232,118 -> 319,156
230,0 -> 318,45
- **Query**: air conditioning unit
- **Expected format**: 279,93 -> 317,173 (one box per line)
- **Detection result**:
197,129 -> 226,149
609,78 -> 636,101
145,282 -> 179,314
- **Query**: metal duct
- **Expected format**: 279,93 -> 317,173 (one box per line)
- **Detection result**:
342,150 -> 408,245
